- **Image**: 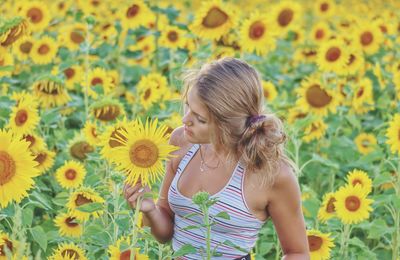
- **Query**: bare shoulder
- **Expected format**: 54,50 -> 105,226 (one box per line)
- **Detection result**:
269,161 -> 300,201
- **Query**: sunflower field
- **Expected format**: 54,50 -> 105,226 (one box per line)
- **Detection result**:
0,0 -> 400,259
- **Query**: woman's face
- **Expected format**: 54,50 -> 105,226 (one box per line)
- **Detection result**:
182,87 -> 211,143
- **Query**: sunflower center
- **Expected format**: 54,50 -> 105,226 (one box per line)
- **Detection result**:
109,128 -> 126,148
361,32 -> 373,46
64,68 -> 75,79
315,29 -> 324,39
361,140 -> 369,148
23,134 -> 36,148
129,140 -> 159,168
75,194 -> 93,206
0,59 -> 4,66
326,197 -> 336,213
306,84 -> 332,108
120,249 -> 132,260
91,127 -> 97,137
352,179 -> 362,186
249,21 -> 265,40
70,141 -> 94,160
201,7 -> 228,29
345,195 -> 361,211
34,152 -> 47,165
71,30 -> 85,44
61,249 -> 79,260
379,25 -> 387,33
20,41 -> 33,54
143,89 -> 151,100
0,151 -> 16,185
65,169 -> 77,180
398,129 -> 400,141
27,7 -> 43,23
263,89 -> 269,98
38,44 -> 50,55
91,77 -> 103,86
167,31 -> 178,42
308,235 -> 323,251
278,9 -> 293,27
326,47 -> 341,62
320,3 -> 329,12
65,217 -> 79,227
15,109 -> 28,126
295,112 -> 307,120
95,105 -> 121,122
0,238 -> 13,256
356,87 -> 364,98
126,4 -> 139,18
347,54 -> 355,65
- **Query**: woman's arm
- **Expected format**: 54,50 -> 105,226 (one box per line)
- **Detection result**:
267,163 -> 310,260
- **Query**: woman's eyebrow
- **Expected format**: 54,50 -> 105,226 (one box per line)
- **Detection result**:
185,101 -> 207,120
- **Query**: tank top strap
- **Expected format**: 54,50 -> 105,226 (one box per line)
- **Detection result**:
175,144 -> 200,177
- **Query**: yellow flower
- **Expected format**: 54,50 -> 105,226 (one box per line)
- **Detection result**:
314,0 -> 337,18
54,213 -> 83,238
310,21 -> 332,45
20,1 -> 51,32
6,98 -> 39,137
343,49 -> 365,76
119,1 -> 153,31
354,133 -> 377,155
59,23 -> 87,51
346,169 -> 372,194
62,65 -> 83,90
90,98 -> 125,122
334,184 -> 373,224
12,36 -> 34,61
159,25 -> 187,49
350,78 -> 374,114
84,67 -> 113,99
20,132 -> 45,154
48,243 -> 87,260
270,0 -> 302,36
108,236 -> 149,260
302,119 -> 328,143
0,129 -> 39,208
190,0 -> 237,40
32,77 -> 70,108
33,148 -> 55,175
110,118 -> 179,186
67,134 -> 94,161
0,231 -> 17,258
353,21 -> 384,55
296,75 -> 338,117
0,17 -> 30,48
67,187 -> 104,221
386,114 -> 400,155
317,39 -> 350,74
307,229 -> 334,260
262,81 -> 278,103
55,160 -> 86,189
239,11 -> 276,55
30,35 -> 58,65
0,48 -> 13,78
83,121 -> 102,146
317,192 -> 336,223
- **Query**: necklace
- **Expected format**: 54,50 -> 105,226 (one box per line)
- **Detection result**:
199,144 -> 220,172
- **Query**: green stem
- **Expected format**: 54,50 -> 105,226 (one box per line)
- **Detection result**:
113,180 -> 119,243
130,196 -> 143,260
340,224 -> 351,258
203,205 -> 211,260
84,22 -> 91,121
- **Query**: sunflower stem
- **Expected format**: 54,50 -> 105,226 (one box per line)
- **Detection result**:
113,180 -> 119,243
339,224 -> 351,258
130,195 -> 143,260
84,21 -> 92,121
391,160 -> 400,260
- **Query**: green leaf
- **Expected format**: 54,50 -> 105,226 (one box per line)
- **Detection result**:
0,65 -> 13,71
182,212 -> 199,219
366,219 -> 394,239
222,240 -> 248,253
181,225 -> 201,231
171,244 -> 197,257
22,207 -> 33,226
30,191 -> 52,210
373,172 -> 394,186
76,202 -> 103,213
214,211 -> 230,220
30,226 -> 47,252
311,153 -> 340,169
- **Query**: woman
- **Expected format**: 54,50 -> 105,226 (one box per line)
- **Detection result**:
123,58 -> 309,259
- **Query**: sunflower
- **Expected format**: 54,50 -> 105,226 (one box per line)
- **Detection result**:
30,36 -> 58,65
386,114 -> 400,155
99,118 -> 132,163
262,81 -> 278,103
286,107 -> 308,125
343,48 -> 365,76
334,184 -> 373,224
190,0 -> 237,40
32,76 -> 70,108
50,1 -> 72,17
67,187 -> 104,221
239,11 -> 276,55
293,46 -> 318,63
317,39 -> 350,74
91,98 -> 125,122
20,132 -> 45,154
350,78 -> 374,114
302,119 -> 328,143
20,1 -> 51,32
84,67 -> 113,99
6,98 -> 39,137
0,50 -> 13,78
55,160 -> 86,189
307,229 -> 334,260
63,65 -> 83,90
48,243 -> 87,260
373,62 -> 386,89
96,21 -> 118,44
270,1 -> 302,36
0,231 -> 15,258
67,134 -> 94,161
0,16 -> 30,48
128,35 -> 156,57
110,118 -> 178,186
354,133 -> 377,155
54,212 -> 83,237
10,90 -> 37,106
108,236 -> 149,260
33,148 -> 55,174
296,76 -> 337,117
346,169 -> 372,194
0,129 -> 39,208
314,0 -> 336,18
159,25 -> 186,49
83,121 -> 102,146
317,192 -> 336,223
310,21 -> 332,45
60,23 -> 87,51
119,1 -> 153,30
12,36 -> 33,60
354,22 -> 384,55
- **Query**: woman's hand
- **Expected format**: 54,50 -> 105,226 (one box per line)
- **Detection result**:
123,182 -> 156,213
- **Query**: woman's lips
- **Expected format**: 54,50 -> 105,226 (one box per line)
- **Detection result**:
184,126 -> 193,136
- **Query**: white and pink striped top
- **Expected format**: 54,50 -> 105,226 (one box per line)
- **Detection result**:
168,144 -> 265,259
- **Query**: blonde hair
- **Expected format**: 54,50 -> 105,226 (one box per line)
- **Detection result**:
182,57 -> 294,187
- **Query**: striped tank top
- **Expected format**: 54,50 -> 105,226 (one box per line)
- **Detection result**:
168,144 -> 265,259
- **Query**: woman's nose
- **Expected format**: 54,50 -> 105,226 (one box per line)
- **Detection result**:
182,112 -> 192,126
